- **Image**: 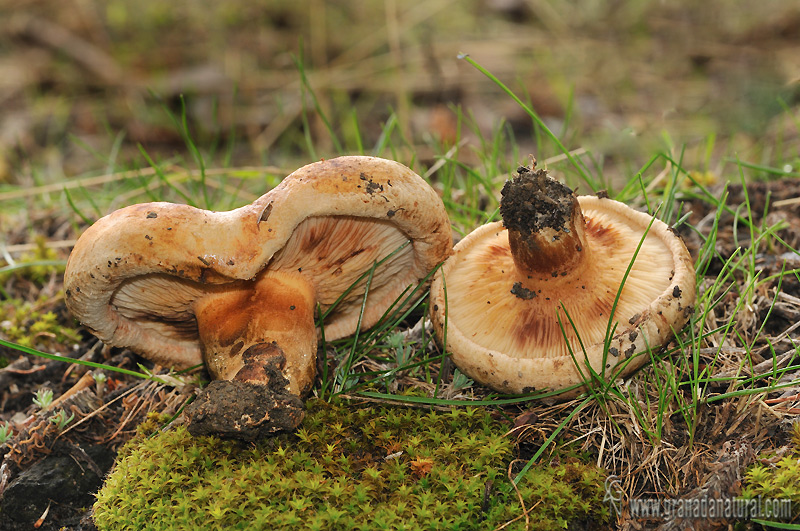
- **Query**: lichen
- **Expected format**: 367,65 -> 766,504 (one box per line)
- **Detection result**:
94,399 -> 609,530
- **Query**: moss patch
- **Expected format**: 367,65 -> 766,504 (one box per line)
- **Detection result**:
740,424 -> 800,523
0,295 -> 81,349
94,399 -> 609,530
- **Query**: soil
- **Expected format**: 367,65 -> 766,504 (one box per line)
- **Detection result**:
500,163 -> 576,235
0,347 -> 193,531
185,380 -> 304,441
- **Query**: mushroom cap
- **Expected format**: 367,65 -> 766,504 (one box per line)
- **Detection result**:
64,156 -> 452,370
430,195 -> 695,395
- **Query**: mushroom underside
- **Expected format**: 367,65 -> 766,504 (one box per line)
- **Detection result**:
108,214 -> 417,368
444,207 -> 677,359
434,195 -> 695,394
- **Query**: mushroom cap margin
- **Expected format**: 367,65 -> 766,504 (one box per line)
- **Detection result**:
429,195 -> 696,395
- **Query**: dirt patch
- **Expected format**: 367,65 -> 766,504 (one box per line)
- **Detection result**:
185,380 -> 304,441
500,164 -> 577,235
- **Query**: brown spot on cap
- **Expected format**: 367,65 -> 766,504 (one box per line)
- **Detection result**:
259,202 -> 273,225
511,282 -> 536,300
585,218 -> 621,249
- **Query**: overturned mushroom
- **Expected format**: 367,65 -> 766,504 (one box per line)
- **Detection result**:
430,161 -> 695,395
64,156 -> 452,439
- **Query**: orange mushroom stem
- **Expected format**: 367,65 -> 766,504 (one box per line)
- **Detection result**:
192,270 -> 317,397
500,162 -> 588,279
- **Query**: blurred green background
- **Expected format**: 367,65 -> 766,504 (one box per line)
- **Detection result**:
0,0 -> 798,184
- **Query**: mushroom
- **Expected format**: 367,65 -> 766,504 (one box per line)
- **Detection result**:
429,161 -> 695,395
64,156 -> 452,438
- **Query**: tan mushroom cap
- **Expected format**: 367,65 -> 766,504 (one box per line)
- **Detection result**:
430,168 -> 695,395
64,156 -> 452,396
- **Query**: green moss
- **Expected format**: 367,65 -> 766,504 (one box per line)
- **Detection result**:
0,295 -> 81,349
741,424 -> 800,521
94,399 -> 609,530
0,236 -> 65,285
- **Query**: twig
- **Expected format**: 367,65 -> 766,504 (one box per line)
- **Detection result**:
764,392 -> 800,405
494,459 -> 533,531
2,240 -> 76,256
58,380 -> 147,438
45,371 -> 95,412
0,165 -> 285,203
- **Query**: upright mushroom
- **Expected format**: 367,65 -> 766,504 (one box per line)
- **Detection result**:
64,156 -> 451,439
430,161 -> 695,395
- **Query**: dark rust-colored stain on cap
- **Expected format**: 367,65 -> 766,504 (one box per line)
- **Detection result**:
486,244 -> 510,259
301,225 -> 326,253
146,211 -> 158,219
672,285 -> 682,298
585,217 -> 620,248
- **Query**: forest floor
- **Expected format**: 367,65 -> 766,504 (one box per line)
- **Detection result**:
1,1 -> 800,529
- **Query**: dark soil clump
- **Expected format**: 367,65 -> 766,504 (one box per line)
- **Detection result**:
500,164 -> 577,235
